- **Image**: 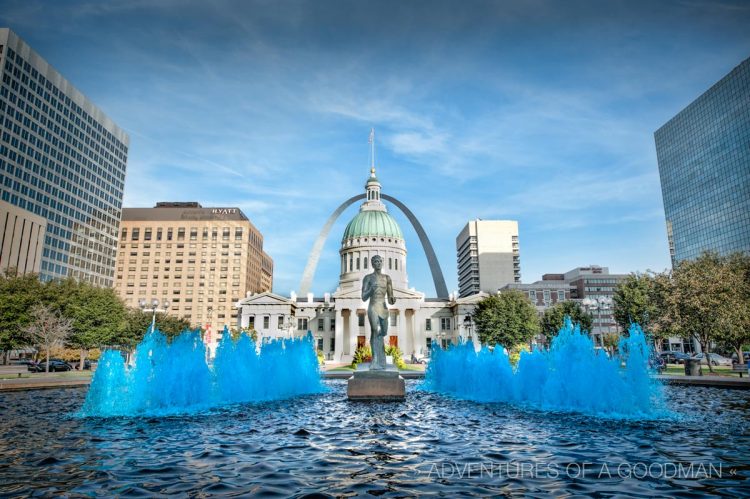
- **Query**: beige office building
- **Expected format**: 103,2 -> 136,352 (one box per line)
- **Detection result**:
0,200 -> 46,275
457,219 -> 520,297
114,202 -> 273,332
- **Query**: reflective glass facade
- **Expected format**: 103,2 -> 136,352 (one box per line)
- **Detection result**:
0,29 -> 129,286
655,57 -> 750,264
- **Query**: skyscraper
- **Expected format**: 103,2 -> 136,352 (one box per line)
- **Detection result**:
655,57 -> 750,264
114,202 -> 273,333
456,219 -> 520,297
0,28 -> 129,285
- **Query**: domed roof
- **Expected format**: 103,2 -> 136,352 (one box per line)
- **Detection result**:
343,210 -> 403,241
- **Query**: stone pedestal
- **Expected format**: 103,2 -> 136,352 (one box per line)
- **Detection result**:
347,369 -> 405,401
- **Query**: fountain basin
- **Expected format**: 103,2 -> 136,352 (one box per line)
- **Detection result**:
1,381 -> 748,496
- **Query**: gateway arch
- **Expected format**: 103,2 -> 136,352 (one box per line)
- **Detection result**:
299,193 -> 450,299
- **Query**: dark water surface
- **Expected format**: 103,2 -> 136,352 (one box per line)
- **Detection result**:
1,381 -> 749,497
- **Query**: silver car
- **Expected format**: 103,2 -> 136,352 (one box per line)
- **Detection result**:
692,353 -> 733,366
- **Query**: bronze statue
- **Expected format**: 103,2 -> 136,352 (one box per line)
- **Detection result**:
361,255 -> 396,370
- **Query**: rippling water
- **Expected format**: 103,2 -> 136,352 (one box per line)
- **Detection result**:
1,382 -> 749,497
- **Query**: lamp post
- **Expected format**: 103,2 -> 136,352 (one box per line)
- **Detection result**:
139,298 -> 170,332
582,296 -> 612,347
463,314 -> 474,344
285,317 -> 295,340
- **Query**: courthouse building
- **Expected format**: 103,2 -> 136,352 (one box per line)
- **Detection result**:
238,169 -> 482,363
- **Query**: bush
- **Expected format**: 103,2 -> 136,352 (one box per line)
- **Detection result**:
386,345 -> 406,369
351,345 -> 372,368
508,343 -> 530,367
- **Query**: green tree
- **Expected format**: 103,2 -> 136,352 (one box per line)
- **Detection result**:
63,281 -> 127,368
123,308 -> 191,346
0,269 -> 44,364
717,253 -> 750,364
473,291 -> 540,348
540,301 -> 592,343
613,272 -> 658,333
651,252 -> 736,373
602,332 -> 621,357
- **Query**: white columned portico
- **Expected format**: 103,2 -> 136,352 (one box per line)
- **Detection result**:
334,307 -> 344,361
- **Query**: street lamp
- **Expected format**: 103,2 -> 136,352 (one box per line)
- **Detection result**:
284,317 -> 295,339
582,296 -> 612,347
463,315 -> 474,343
139,297 -> 170,332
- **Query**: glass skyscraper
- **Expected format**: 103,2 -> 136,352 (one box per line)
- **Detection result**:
655,56 -> 750,264
0,28 -> 129,286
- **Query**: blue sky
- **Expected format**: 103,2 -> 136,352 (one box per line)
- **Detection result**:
2,0 -> 749,295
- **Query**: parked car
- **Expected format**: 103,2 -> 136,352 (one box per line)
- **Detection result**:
659,351 -> 691,364
692,353 -> 733,366
730,352 -> 750,364
27,359 -> 73,372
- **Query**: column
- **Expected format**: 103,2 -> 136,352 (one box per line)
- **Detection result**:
334,308 -> 344,361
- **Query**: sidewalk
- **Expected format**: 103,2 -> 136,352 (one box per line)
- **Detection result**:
656,374 -> 750,390
0,374 -> 91,392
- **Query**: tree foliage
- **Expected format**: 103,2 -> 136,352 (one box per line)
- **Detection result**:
650,252 -> 740,372
716,253 -> 750,364
473,291 -> 540,348
123,308 -> 191,346
540,301 -> 592,342
613,273 -> 658,333
0,269 -> 44,361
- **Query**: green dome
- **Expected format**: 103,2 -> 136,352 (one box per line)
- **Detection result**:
343,210 -> 403,241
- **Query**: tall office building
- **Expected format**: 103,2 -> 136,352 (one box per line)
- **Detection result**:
655,57 -> 750,264
0,28 -> 129,286
114,202 -> 273,333
0,199 -> 46,274
456,219 -> 520,297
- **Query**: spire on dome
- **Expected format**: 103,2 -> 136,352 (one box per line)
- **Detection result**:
369,128 -> 376,178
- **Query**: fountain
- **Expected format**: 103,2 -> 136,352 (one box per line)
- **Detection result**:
81,327 -> 324,417
423,318 -> 667,418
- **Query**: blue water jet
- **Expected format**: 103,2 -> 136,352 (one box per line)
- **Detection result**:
82,328 -> 324,417
423,318 -> 667,418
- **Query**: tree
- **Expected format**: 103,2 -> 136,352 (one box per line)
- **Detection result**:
717,253 -> 750,365
0,269 -> 44,364
24,304 -> 73,373
602,332 -> 621,357
651,252 -> 736,373
540,301 -> 592,343
52,280 -> 127,369
613,272 -> 658,333
123,308 -> 191,347
473,291 -> 540,349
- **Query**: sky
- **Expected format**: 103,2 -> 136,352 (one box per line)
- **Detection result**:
2,0 -> 749,296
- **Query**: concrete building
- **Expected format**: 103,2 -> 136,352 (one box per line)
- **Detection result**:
0,28 -> 129,286
239,169 -> 483,362
0,199 -> 46,274
114,202 -> 273,334
457,219 -> 520,298
501,280 -> 572,313
655,56 -> 750,264
541,266 -> 627,346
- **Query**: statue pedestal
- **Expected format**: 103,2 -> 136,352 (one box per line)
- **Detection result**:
347,369 -> 405,401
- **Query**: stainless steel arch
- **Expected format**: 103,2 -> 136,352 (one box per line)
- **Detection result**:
381,194 -> 449,299
299,194 -> 450,299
